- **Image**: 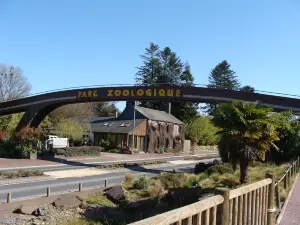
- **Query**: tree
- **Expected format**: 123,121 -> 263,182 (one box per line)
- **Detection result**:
93,102 -> 120,117
240,85 -> 255,93
212,101 -> 279,183
0,64 -> 31,101
55,118 -> 89,142
185,116 -> 219,146
135,43 -> 198,122
204,60 -> 240,115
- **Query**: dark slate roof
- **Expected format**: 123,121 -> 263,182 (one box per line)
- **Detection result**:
135,106 -> 184,125
91,118 -> 145,134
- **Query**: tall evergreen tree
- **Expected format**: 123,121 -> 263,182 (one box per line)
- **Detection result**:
204,60 -> 240,115
135,43 -> 198,122
240,85 -> 255,93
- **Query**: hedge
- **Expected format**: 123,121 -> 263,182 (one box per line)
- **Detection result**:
55,146 -> 102,157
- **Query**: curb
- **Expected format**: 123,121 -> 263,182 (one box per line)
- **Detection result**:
276,173 -> 299,225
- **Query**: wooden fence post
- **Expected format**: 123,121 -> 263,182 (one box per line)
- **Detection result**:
217,188 -> 229,225
275,184 -> 280,210
79,183 -> 82,192
284,173 -> 287,189
47,187 -> 50,197
266,173 -> 276,225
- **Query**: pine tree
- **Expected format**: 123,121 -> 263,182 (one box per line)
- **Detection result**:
240,85 -> 255,93
135,43 -> 198,121
204,60 -> 240,115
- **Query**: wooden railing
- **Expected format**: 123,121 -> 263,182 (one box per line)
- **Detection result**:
130,158 -> 300,225
129,176 -> 274,225
274,157 -> 300,214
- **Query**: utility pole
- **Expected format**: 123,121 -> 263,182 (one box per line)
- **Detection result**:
132,101 -> 136,149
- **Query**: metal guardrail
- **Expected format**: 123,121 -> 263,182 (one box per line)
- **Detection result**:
1,83 -> 300,103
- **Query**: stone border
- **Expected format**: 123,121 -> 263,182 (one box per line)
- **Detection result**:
276,173 -> 299,225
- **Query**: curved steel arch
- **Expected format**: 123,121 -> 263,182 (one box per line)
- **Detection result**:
0,85 -> 300,131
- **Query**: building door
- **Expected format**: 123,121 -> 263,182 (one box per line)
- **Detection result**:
139,136 -> 145,152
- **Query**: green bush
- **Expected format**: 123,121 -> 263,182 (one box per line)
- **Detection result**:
109,148 -> 121,153
206,163 -> 233,175
54,146 -> 102,157
158,172 -> 187,189
133,175 -> 153,189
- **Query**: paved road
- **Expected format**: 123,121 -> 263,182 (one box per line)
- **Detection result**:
0,159 -> 216,203
279,175 -> 300,225
0,153 -> 218,173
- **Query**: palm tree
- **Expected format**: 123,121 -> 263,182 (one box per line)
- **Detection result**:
212,101 -> 279,183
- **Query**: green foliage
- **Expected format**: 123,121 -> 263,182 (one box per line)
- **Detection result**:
55,146 -> 102,157
212,101 -> 280,183
240,85 -> 255,93
204,60 -> 240,115
55,118 -> 89,141
185,116 -> 219,145
86,192 -> 117,208
109,148 -> 121,153
158,172 -> 187,189
93,102 -> 120,117
135,42 -> 198,122
99,139 -> 111,151
0,113 -> 24,136
0,169 -> 43,179
194,160 -> 221,174
269,111 -> 300,164
133,175 -> 153,190
206,163 -> 234,175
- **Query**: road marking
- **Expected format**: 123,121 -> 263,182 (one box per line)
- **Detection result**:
0,176 -> 56,186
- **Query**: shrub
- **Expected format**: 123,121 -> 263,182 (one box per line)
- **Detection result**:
206,163 -> 233,175
218,174 -> 240,188
109,148 -> 121,153
184,174 -> 199,187
158,172 -> 187,189
148,180 -> 166,199
0,130 -> 8,142
194,160 -> 221,174
99,139 -> 110,151
133,175 -> 153,190
124,172 -> 134,184
54,146 -> 102,157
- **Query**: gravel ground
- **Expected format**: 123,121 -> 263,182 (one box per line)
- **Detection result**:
0,204 -> 84,225
279,175 -> 300,225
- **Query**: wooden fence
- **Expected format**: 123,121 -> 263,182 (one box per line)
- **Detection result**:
274,157 -> 300,215
130,158 -> 300,225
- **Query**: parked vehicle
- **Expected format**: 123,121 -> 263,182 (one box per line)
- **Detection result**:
45,135 -> 69,150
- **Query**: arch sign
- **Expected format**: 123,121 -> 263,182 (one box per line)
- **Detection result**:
77,87 -> 182,99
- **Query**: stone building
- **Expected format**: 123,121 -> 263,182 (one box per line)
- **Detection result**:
91,101 -> 185,152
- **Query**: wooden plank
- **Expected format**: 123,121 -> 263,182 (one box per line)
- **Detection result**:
229,178 -> 272,199
255,188 -> 259,225
258,188 -> 262,225
194,213 -> 202,225
243,193 -> 248,225
252,190 -> 256,224
238,195 -> 243,225
229,199 -> 233,225
128,195 -> 223,225
233,198 -> 238,225
210,206 -> 217,225
187,216 -> 192,225
247,192 -> 252,225
204,209 -> 209,225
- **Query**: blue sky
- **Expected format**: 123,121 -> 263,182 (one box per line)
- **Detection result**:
1,0 -> 299,110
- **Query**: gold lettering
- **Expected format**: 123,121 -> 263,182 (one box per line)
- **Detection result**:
137,89 -> 144,96
93,90 -> 97,97
78,91 -> 82,98
153,88 -> 157,96
167,89 -> 173,97
131,90 -> 135,96
123,89 -> 129,96
176,89 -> 181,97
145,89 -> 152,96
108,90 -> 113,96
114,90 -> 121,96
88,91 -> 93,97
158,89 -> 165,96
82,91 -> 87,97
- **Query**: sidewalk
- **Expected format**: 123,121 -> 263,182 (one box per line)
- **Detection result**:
279,175 -> 300,225
0,151 -> 218,170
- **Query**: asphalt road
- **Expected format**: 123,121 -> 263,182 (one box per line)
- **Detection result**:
0,153 -> 219,173
0,158 -> 217,203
